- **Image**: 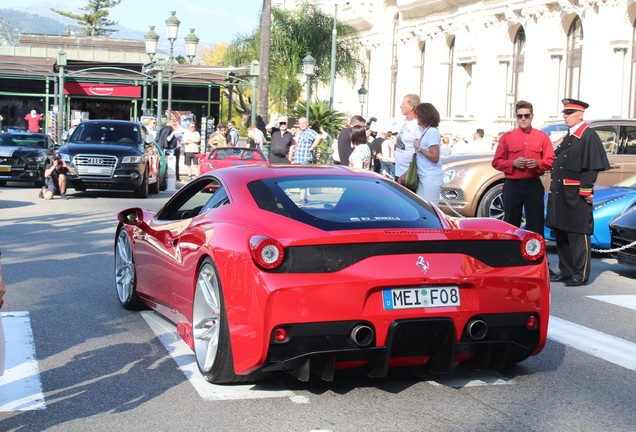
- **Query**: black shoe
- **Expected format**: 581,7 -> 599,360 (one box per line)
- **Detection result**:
550,272 -> 571,283
565,278 -> 586,287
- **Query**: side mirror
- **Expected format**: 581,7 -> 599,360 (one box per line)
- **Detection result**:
118,208 -> 144,226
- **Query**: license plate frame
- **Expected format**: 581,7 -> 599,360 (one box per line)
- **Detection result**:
382,286 -> 460,310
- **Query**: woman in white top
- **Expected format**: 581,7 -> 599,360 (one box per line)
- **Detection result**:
348,125 -> 370,169
182,122 -> 201,179
412,102 -> 443,204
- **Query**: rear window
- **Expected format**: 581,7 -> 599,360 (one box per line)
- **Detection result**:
248,175 -> 444,231
210,148 -> 265,161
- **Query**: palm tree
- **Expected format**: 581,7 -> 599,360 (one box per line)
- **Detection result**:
258,0 -> 272,126
224,3 -> 364,118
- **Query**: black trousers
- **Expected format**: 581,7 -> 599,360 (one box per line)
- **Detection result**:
554,229 -> 591,282
503,178 -> 545,235
173,146 -> 181,179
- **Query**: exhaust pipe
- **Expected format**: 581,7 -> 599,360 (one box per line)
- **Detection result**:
350,324 -> 374,347
466,319 -> 488,340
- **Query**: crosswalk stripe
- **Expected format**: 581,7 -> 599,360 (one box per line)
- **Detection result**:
0,312 -> 46,411
141,311 -> 297,401
548,316 -> 636,372
587,295 -> 636,311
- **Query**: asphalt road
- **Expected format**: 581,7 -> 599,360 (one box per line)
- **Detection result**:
0,182 -> 635,432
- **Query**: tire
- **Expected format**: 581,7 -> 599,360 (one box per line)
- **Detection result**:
477,183 -> 504,219
114,228 -> 145,310
134,171 -> 149,198
192,258 -> 262,384
0,180 -> 6,186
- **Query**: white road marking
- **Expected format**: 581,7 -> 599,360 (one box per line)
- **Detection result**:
548,316 -> 636,372
587,295 -> 636,311
141,311 -> 298,401
0,312 -> 46,411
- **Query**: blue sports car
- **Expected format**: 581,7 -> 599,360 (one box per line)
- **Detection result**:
544,176 -> 636,249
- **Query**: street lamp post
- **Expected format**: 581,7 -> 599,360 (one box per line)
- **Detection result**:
184,29 -> 199,65
249,60 -> 260,126
57,50 -> 67,144
144,26 -> 162,127
357,84 -> 368,116
144,16 -> 198,128
165,11 -> 180,113
302,53 -> 315,121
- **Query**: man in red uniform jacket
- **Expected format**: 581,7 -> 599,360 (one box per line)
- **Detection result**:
492,100 -> 554,235
546,98 -> 610,286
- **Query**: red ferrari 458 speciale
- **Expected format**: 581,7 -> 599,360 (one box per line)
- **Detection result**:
115,165 -> 549,384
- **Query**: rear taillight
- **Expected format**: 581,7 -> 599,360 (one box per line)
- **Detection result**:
516,230 -> 545,261
250,236 -> 284,270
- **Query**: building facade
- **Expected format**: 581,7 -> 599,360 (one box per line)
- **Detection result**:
311,0 -> 636,138
0,34 -> 229,141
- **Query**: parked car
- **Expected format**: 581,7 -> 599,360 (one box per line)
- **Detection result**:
114,165 -> 549,384
544,175 -> 636,249
57,120 -> 161,198
198,147 -> 269,175
440,119 -> 636,219
153,142 -> 168,192
610,207 -> 636,267
0,132 -> 54,187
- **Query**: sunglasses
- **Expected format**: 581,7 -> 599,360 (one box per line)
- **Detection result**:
562,109 -> 578,115
516,113 -> 532,119
279,122 -> 287,125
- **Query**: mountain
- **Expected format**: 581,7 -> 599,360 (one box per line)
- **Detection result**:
0,9 -> 66,42
0,7 -> 200,53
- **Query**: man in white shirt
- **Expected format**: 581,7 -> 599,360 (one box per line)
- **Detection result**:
393,94 -> 421,180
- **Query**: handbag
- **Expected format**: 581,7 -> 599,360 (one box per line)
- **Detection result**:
404,152 -> 419,192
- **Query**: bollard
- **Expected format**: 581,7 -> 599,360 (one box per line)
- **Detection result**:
167,154 -> 176,192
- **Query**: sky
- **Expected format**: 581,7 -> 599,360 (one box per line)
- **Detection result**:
0,0 -> 264,51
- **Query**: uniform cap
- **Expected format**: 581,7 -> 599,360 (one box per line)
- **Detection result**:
561,98 -> 589,112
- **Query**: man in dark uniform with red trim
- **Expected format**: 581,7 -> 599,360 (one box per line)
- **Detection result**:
546,98 -> 610,286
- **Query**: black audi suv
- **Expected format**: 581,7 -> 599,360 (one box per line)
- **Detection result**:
56,120 -> 161,198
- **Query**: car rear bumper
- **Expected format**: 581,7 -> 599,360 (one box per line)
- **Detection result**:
262,314 -> 542,380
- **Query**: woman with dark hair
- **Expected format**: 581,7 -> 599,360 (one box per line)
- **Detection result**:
411,102 -> 443,204
348,125 -> 370,169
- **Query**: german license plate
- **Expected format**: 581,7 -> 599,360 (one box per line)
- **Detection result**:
0,166 -> 10,172
383,286 -> 460,310
87,167 -> 103,174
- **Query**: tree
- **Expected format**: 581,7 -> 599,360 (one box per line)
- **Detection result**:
203,44 -> 229,66
224,3 -> 363,120
52,0 -> 122,37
